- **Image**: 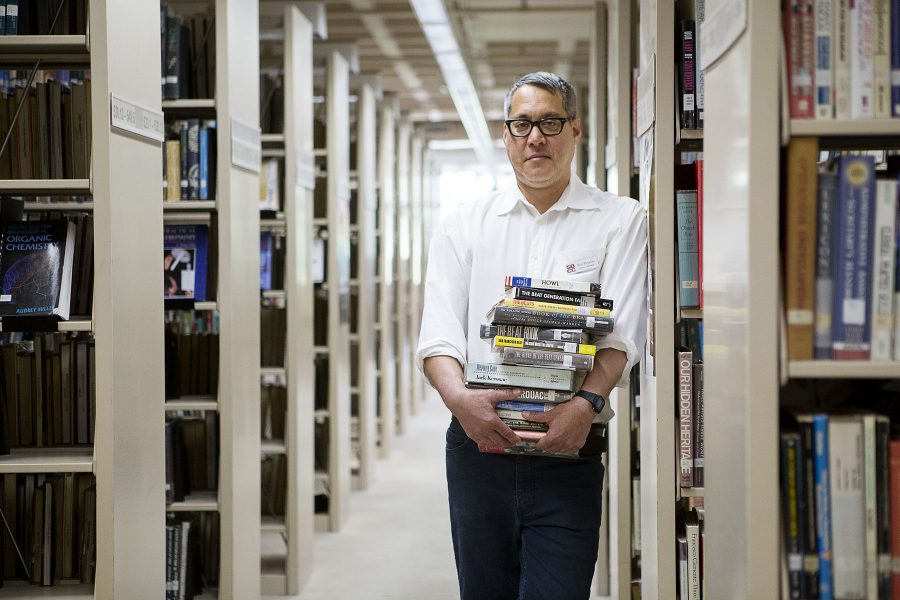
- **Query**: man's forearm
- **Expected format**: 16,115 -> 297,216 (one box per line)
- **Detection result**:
580,348 -> 628,399
423,355 -> 467,411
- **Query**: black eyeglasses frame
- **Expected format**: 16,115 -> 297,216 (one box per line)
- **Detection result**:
504,117 -> 572,138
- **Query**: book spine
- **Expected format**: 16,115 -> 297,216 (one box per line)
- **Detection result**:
499,298 -> 611,317
889,440 -> 900,599
0,4 -> 6,35
836,0 -> 853,118
787,0 -> 815,118
800,0 -> 817,118
5,0 -> 16,35
786,137 -> 818,360
695,0 -> 705,128
501,347 -> 594,370
492,336 -> 596,355
490,306 -> 613,334
833,156 -> 876,360
686,515 -> 702,600
465,362 -> 575,392
851,0 -> 876,119
164,12 -> 180,99
871,179 -> 897,360
799,418 -> 822,596
681,20 -> 697,129
678,350 -> 694,488
495,401 -> 554,412
829,416 -> 866,598
864,415 -> 880,598
816,0 -> 835,118
187,120 -> 199,200
874,0 -> 892,117
692,362 -> 704,488
510,286 -> 610,309
498,417 -> 548,432
178,124 -> 188,200
696,159 -> 704,308
781,434 -> 805,598
504,275 -> 601,294
815,170 -> 839,358
814,414 -> 835,600
199,126 -> 208,200
892,0 -> 900,116
676,190 -> 700,310
876,418 -> 892,599
479,323 -> 587,342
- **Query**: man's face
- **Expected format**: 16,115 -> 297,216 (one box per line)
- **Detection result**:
502,84 -> 581,190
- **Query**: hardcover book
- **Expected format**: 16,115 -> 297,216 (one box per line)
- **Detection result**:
785,137 -> 818,360
163,224 -> 209,301
488,306 -> 614,335
500,346 -> 594,371
479,324 -> 588,343
505,286 -> 611,309
493,297 -> 611,318
464,362 -> 576,392
491,335 -> 597,356
0,219 -> 76,319
503,275 -> 601,295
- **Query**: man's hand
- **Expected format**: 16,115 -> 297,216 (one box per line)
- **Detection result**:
523,397 -> 596,454
445,386 -> 523,448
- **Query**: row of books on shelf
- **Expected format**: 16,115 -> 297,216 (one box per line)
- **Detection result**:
0,74 -> 91,181
261,454 -> 286,518
164,513 -> 218,600
464,277 -> 613,459
0,473 -> 96,588
0,0 -> 87,36
259,230 -> 285,291
164,413 -> 218,505
779,412 -> 899,600
784,0 -> 900,120
164,310 -> 219,400
676,504 -> 705,600
259,73 -> 284,135
786,145 -> 900,361
0,333 -> 94,452
160,4 -> 215,101
163,120 -> 217,202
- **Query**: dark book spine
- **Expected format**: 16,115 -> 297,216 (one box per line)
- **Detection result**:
876,417 -> 892,599
511,287 -> 611,309
680,20 -> 697,129
5,0 -> 16,35
814,170 -> 838,359
781,433 -> 805,598
692,362 -> 703,487
490,306 -> 613,334
178,124 -> 188,200
164,12 -> 180,99
186,120 -> 199,200
798,417 -> 821,597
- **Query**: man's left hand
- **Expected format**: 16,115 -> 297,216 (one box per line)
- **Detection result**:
522,398 -> 596,454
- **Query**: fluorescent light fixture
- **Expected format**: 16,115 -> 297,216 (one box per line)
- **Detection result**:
410,0 -> 495,168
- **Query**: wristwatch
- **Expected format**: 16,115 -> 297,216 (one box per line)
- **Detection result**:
575,389 -> 606,414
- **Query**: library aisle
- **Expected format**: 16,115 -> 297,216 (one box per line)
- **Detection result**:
269,389 -> 458,600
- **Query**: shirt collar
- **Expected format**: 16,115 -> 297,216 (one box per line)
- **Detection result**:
494,174 -> 601,216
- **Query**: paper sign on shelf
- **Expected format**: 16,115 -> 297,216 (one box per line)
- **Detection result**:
110,93 -> 164,144
700,0 -> 747,71
296,149 -> 316,190
230,118 -> 261,174
636,56 -> 656,137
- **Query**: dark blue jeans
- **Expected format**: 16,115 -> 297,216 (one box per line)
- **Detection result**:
445,417 -> 605,600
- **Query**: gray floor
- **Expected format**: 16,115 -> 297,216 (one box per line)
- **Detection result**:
294,390 -> 459,600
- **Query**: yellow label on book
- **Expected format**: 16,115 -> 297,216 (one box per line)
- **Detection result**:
577,344 -> 597,355
500,298 -> 611,317
493,336 -> 524,348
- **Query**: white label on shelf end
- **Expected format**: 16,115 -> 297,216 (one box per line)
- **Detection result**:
110,93 -> 165,144
296,150 -> 316,190
230,118 -> 262,174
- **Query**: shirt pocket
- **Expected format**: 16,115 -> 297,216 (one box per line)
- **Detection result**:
552,246 -> 605,284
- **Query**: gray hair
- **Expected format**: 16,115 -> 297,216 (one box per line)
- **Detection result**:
503,72 -> 577,118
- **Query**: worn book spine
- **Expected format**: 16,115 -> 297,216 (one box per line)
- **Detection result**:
889,440 -> 900,599
851,0 -> 876,119
835,0 -> 852,119
692,362 -> 704,487
781,433 -> 805,598
875,416 -> 891,599
873,0 -> 891,117
785,137 -> 818,360
680,20 -> 697,129
501,347 -> 594,370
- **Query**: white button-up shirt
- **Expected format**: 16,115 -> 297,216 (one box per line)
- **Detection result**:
416,174 -> 648,390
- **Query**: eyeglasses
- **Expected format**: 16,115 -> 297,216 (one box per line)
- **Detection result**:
504,117 -> 571,138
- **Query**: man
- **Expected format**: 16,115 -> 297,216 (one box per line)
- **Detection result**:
416,72 -> 648,600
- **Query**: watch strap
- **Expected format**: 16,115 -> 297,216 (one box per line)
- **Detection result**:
575,389 -> 606,414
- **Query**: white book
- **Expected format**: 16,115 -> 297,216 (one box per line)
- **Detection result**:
863,415 -> 878,600
835,0 -> 853,119
816,0 -> 835,118
829,416 -> 867,599
685,512 -> 702,600
873,0 -> 891,118
851,0 -> 875,119
870,180 -> 896,360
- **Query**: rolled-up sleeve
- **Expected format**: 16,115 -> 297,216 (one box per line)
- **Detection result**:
595,201 -> 648,388
416,213 -> 471,374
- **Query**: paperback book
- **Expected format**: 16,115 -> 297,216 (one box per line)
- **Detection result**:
163,224 -> 209,301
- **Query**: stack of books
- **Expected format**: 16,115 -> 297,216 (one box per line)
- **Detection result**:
465,276 -> 615,459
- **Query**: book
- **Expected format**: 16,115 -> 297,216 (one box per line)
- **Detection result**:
163,224 -> 209,301
487,306 -> 614,335
5,0 -> 16,35
504,286 -> 611,309
850,0 -> 875,119
832,155 -> 876,360
863,415 -> 879,599
785,0 -> 815,118
677,350 -> 694,487
494,400 -> 555,412
781,433 -> 805,598
785,137 -> 818,360
680,19 -> 697,129
497,417 -> 549,432
676,190 -> 700,310
893,0 -> 900,116
259,159 -> 279,211
479,324 -> 588,343
814,168 -> 838,359
685,510 -> 701,600
695,159 -> 704,308
503,275 -> 601,295
813,414 -> 834,600
492,298 -> 611,318
692,361 -> 704,487
875,416 -> 891,599
835,0 -> 852,119
871,179 -> 897,360
491,335 -> 597,355
0,219 -> 76,319
499,346 -> 594,371
464,362 -> 576,392
873,0 -> 891,117
815,0 -> 834,118
889,440 -> 900,598
829,415 -> 865,599
465,385 -> 574,403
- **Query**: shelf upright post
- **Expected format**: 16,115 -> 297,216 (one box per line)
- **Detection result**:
588,0 -> 607,190
703,1 -> 781,597
409,129 -> 425,415
326,48 -> 352,531
377,95 -> 399,458
395,115 -> 413,435
216,0 -> 262,595
356,79 -> 380,489
91,0 -> 166,597
608,0 -> 634,199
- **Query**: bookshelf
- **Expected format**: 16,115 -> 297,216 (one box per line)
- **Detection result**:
160,0 -> 262,597
377,95 -> 398,458
408,130 -> 425,417
351,77 -> 380,490
394,115 -> 412,436
257,1 -> 319,594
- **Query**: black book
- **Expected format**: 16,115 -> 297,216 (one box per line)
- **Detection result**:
0,219 -> 76,320
177,20 -> 191,99
164,11 -> 180,100
186,120 -> 200,200
679,19 -> 697,129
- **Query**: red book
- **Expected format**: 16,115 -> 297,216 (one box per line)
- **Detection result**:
890,440 -> 900,598
695,159 -> 704,309
784,0 -> 815,118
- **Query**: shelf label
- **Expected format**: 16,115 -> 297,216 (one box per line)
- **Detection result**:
700,0 -> 747,71
231,118 -> 262,174
636,56 -> 655,136
296,150 -> 316,190
109,93 -> 164,144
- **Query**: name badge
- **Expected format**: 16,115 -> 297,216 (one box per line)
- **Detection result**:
565,255 -> 600,274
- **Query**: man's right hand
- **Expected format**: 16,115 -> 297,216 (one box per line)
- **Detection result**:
444,386 -> 523,448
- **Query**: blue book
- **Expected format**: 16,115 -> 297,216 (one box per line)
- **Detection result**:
163,224 -> 209,301
198,126 -> 208,200
495,400 -> 553,412
260,232 -> 273,291
813,414 -> 834,600
814,169 -> 838,359
892,0 -> 900,116
832,156 -> 876,359
676,190 -> 700,309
